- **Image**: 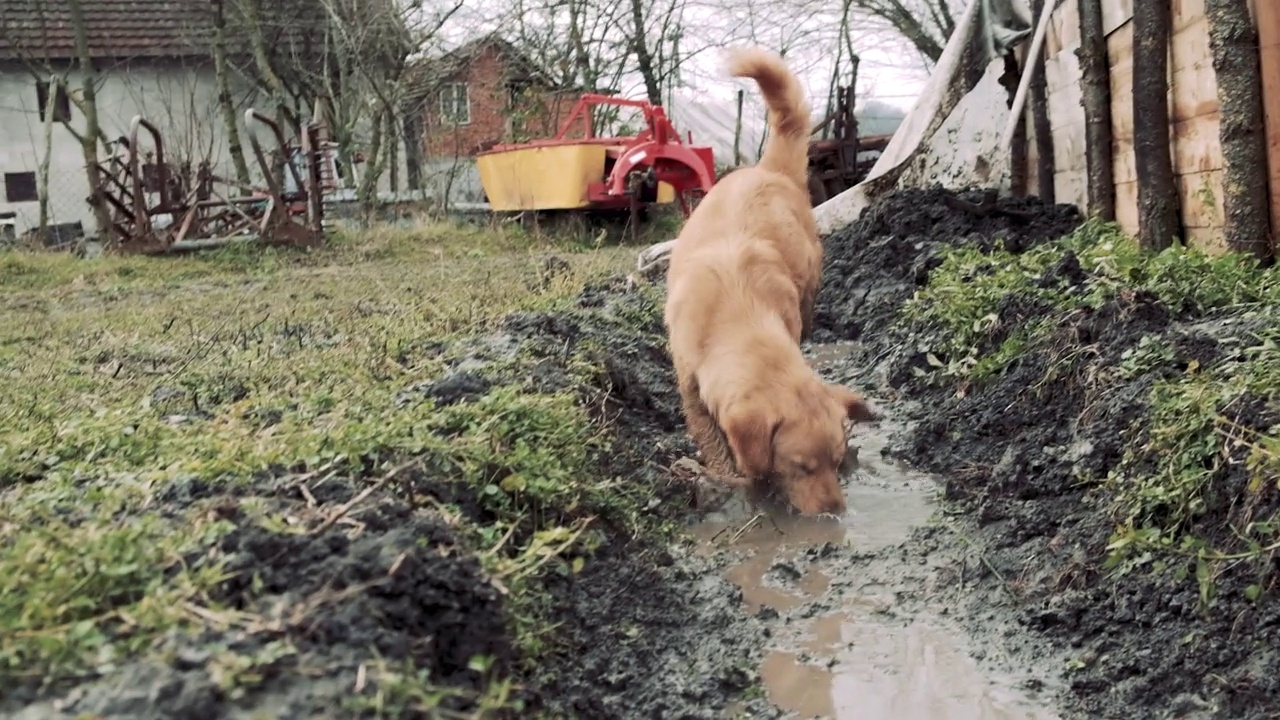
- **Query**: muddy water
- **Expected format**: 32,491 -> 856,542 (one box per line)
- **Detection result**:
694,343 -> 1062,720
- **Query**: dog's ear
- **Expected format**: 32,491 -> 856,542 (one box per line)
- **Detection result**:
721,408 -> 780,479
826,384 -> 879,423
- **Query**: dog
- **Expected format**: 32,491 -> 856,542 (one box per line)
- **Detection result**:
664,47 -> 878,515
668,47 -> 824,343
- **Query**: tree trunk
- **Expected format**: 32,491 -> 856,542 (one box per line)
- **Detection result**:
1131,0 -> 1179,250
1076,0 -> 1115,220
66,0 -> 112,244
385,109 -> 399,193
402,114 -> 423,191
1002,50 -> 1028,196
1205,0 -> 1272,260
37,77 -> 57,238
629,0 -> 662,105
358,106 -> 385,217
211,0 -> 252,192
733,89 -> 744,166
242,0 -> 297,132
1029,0 -> 1055,203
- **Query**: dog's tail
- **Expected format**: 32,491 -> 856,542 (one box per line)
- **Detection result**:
725,47 -> 811,188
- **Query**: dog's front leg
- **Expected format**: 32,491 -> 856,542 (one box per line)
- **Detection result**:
679,377 -> 745,486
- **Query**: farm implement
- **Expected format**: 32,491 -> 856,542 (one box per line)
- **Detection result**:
475,94 -> 717,224
92,109 -> 332,255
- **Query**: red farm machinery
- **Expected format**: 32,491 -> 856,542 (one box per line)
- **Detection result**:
474,94 -> 717,227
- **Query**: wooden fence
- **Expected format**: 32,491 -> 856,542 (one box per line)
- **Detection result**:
1020,0 -> 1280,253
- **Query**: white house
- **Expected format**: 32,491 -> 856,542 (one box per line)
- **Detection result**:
0,0 -> 407,242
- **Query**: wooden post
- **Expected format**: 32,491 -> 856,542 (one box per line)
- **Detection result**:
1076,0 -> 1114,220
1205,0 -> 1272,260
1029,0 -> 1055,203
1255,0 -> 1280,255
1132,0 -> 1180,251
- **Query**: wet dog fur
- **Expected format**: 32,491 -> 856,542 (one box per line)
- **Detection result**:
664,47 -> 878,515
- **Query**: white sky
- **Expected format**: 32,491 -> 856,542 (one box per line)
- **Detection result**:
428,0 -> 939,116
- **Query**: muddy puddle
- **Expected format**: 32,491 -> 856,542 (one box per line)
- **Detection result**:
693,344 -> 1063,720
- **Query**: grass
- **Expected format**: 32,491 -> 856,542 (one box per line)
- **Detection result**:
902,219 -> 1280,604
0,218 -> 645,704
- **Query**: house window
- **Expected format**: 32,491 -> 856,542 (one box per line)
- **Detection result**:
4,172 -> 38,203
35,80 -> 71,123
440,82 -> 471,125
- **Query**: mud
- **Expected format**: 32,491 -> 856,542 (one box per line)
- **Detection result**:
813,186 -> 1082,344
14,184 -> 1278,720
696,343 -> 1065,719
814,186 -> 1280,719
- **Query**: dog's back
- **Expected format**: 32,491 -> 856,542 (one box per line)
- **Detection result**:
665,233 -> 800,363
680,47 -> 822,341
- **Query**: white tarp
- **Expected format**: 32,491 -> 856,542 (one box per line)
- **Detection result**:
812,0 -> 1035,235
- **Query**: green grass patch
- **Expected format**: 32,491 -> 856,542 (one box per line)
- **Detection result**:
903,220 -> 1279,382
905,219 -> 1280,603
0,219 -> 640,696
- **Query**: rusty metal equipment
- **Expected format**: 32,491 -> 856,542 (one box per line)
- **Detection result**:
93,109 -> 326,255
475,93 -> 717,222
807,84 -> 860,206
806,85 -> 896,206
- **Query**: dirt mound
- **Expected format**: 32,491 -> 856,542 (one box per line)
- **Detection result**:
816,187 -> 1280,718
5,273 -> 771,719
895,301 -> 1280,719
814,186 -> 1082,343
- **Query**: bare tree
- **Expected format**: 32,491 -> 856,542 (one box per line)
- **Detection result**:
1131,0 -> 1179,251
36,75 -> 60,236
318,0 -> 461,211
67,0 -> 113,243
1,1 -> 117,241
211,0 -> 253,189
1076,0 -> 1115,220
843,0 -> 960,66
1205,0 -> 1272,260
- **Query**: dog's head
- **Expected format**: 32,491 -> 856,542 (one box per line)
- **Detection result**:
721,382 -> 879,516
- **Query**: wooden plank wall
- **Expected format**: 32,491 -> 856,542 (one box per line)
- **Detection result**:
1024,0 -> 1279,252
1026,0 -> 1087,208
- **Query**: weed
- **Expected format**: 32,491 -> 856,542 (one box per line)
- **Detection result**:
344,656 -> 519,718
904,217 -> 1280,603
0,219 -> 640,700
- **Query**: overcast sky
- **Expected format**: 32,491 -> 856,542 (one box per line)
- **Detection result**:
430,0 -> 936,115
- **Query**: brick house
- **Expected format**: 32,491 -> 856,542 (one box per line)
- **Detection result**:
407,34 -> 583,160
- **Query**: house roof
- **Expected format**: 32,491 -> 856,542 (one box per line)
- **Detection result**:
0,0 -> 325,62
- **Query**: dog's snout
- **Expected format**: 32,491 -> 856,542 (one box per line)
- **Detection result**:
821,495 -> 847,515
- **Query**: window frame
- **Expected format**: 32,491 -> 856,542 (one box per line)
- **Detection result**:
4,171 -> 39,203
35,80 -> 72,123
439,82 -> 471,126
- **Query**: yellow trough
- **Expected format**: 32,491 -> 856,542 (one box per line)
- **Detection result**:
476,142 -> 674,212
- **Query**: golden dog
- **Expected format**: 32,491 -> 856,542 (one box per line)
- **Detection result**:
671,49 -> 824,342
664,47 -> 878,515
